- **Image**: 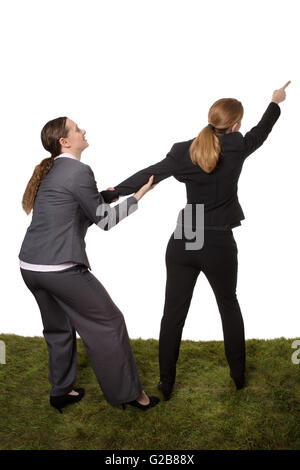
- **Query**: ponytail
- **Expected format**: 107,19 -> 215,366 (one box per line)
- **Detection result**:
21,116 -> 68,214
190,125 -> 222,174
190,98 -> 244,173
21,156 -> 54,215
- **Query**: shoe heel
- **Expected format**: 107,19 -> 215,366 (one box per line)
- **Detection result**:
158,381 -> 173,401
51,404 -> 63,414
232,375 -> 245,390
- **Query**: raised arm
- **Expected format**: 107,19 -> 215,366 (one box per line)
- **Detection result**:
101,143 -> 179,203
66,164 -> 138,231
241,101 -> 281,160
241,81 -> 291,160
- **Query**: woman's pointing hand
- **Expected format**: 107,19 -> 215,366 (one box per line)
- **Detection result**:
272,80 -> 291,104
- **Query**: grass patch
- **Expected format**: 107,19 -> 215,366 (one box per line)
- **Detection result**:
0,334 -> 299,450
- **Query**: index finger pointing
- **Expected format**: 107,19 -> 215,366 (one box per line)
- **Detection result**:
282,80 -> 291,90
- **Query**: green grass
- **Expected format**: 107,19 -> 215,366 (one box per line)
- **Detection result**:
0,334 -> 299,450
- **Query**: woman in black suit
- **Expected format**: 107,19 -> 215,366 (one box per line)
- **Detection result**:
102,81 -> 291,400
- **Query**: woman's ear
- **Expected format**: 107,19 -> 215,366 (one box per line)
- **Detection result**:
231,122 -> 240,132
59,136 -> 70,148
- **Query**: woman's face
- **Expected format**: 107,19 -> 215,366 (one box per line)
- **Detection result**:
59,118 -> 89,153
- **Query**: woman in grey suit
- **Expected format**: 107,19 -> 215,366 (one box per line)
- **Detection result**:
18,117 -> 160,413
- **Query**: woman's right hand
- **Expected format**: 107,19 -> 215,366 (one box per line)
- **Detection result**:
133,175 -> 158,202
272,80 -> 291,104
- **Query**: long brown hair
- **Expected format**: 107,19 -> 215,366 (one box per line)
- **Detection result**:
21,117 -> 69,214
190,98 -> 244,173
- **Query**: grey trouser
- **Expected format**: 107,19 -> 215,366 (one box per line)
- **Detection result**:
20,264 -> 143,405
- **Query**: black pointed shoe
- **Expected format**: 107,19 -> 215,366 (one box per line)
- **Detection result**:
232,375 -> 245,390
122,396 -> 160,411
158,381 -> 173,401
50,388 -> 85,414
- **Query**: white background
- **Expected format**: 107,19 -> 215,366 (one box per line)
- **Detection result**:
1,0 -> 298,340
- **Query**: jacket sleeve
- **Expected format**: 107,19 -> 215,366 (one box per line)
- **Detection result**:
241,101 -> 281,160
100,144 -> 179,203
66,164 -> 138,231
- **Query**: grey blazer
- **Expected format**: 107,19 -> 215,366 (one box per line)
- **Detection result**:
19,158 -> 138,270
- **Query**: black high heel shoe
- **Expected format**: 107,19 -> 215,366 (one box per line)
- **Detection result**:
157,381 -> 173,401
122,396 -> 160,411
232,375 -> 245,390
50,387 -> 85,414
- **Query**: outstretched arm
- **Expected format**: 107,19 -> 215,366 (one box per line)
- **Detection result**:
101,144 -> 178,203
241,81 -> 291,160
66,164 -> 138,231
241,101 -> 281,160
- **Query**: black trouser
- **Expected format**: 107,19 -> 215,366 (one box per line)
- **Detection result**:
159,229 -> 246,386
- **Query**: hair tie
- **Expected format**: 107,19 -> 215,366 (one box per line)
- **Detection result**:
208,123 -> 215,130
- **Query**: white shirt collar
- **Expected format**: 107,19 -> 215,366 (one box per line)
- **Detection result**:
54,153 -> 79,160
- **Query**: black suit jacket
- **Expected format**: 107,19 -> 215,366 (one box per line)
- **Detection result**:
101,101 -> 281,228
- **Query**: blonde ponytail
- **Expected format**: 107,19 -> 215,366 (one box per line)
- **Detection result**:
189,98 -> 244,173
